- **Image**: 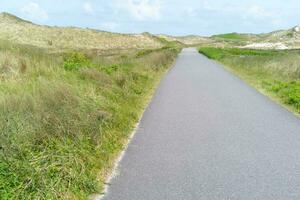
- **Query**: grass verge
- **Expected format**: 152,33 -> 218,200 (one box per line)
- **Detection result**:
199,47 -> 300,115
0,40 -> 180,199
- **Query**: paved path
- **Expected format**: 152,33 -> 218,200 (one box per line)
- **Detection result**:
102,48 -> 300,200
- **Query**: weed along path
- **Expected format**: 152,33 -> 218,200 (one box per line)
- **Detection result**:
101,48 -> 300,200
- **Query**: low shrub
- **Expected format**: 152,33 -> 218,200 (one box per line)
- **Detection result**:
63,52 -> 90,71
263,80 -> 300,110
102,64 -> 119,75
135,49 -> 154,58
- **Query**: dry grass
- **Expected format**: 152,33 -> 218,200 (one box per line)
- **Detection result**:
0,13 -> 164,52
158,34 -> 214,46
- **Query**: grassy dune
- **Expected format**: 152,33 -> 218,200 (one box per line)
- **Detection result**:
0,37 -> 180,199
158,34 -> 214,46
0,12 -> 164,51
212,33 -> 248,41
199,47 -> 300,114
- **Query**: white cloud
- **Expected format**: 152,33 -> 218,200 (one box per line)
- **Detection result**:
247,5 -> 275,19
117,0 -> 162,21
245,5 -> 283,25
20,2 -> 48,22
199,2 -> 282,25
100,22 -> 119,31
201,1 -> 220,11
83,2 -> 95,15
183,7 -> 198,18
200,2 -> 278,19
271,19 -> 283,26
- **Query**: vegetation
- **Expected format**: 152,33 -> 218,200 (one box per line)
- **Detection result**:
209,33 -> 257,47
0,38 -> 180,199
158,34 -> 214,46
199,47 -> 300,114
63,52 -> 91,71
212,32 -> 247,41
0,12 -> 164,51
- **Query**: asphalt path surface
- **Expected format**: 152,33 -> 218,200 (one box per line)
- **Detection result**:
102,48 -> 300,200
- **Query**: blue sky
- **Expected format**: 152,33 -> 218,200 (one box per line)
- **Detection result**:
0,0 -> 299,36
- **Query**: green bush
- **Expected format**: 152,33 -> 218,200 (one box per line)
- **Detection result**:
263,80 -> 300,110
63,52 -> 90,71
102,64 -> 119,75
135,49 -> 154,58
287,32 -> 294,38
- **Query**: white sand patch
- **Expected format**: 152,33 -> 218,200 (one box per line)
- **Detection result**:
243,42 -> 288,50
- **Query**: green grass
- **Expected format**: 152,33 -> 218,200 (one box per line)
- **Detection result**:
212,33 -> 247,41
0,39 -> 180,199
199,47 -> 300,114
210,33 -> 257,47
199,47 -> 281,59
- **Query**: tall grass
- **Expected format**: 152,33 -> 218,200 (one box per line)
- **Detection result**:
0,40 -> 180,199
199,47 -> 300,114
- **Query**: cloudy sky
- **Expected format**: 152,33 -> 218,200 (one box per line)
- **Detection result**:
0,0 -> 299,36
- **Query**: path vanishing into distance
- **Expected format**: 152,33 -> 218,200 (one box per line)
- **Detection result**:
101,48 -> 300,200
